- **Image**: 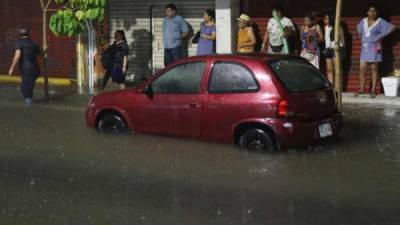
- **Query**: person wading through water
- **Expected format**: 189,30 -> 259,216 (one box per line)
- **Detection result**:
8,28 -> 42,107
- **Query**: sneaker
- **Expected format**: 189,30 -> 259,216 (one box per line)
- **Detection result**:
24,98 -> 33,107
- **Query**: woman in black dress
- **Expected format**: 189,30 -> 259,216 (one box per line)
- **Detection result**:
102,30 -> 129,90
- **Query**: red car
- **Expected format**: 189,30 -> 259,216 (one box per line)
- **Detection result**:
86,54 -> 341,151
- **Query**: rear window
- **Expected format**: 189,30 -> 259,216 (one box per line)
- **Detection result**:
269,59 -> 330,92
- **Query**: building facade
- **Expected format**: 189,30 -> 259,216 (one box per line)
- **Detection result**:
0,0 -> 76,79
108,0 -> 400,91
1,0 -> 399,93
108,0 -> 215,82
243,0 -> 400,92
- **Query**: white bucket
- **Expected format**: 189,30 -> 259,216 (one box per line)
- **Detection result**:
382,77 -> 400,97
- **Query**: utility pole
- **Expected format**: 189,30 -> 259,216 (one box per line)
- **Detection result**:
334,0 -> 343,111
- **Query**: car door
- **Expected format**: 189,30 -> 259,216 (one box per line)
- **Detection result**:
204,61 -> 261,143
133,61 -> 208,138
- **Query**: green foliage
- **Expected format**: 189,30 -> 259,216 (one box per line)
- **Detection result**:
49,0 -> 106,36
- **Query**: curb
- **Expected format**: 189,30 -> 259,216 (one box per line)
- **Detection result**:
0,99 -> 86,112
0,75 -> 75,86
343,93 -> 400,106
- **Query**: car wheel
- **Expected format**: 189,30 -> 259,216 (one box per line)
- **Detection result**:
97,114 -> 129,134
239,129 -> 276,152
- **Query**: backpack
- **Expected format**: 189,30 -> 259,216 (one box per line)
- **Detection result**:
101,44 -> 116,69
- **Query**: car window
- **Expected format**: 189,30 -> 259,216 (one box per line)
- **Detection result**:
152,62 -> 206,94
269,59 -> 330,92
208,62 -> 259,93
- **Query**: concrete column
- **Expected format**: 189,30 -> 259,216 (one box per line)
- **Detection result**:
215,0 -> 240,54
76,34 -> 88,94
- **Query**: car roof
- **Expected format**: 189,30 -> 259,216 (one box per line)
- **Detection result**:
185,53 -> 297,62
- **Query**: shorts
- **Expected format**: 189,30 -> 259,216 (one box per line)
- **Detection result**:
111,66 -> 126,84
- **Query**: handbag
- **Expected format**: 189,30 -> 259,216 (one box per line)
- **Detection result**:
301,49 -> 316,62
192,23 -> 205,44
192,31 -> 201,44
322,48 -> 334,58
101,44 -> 116,69
269,44 -> 284,53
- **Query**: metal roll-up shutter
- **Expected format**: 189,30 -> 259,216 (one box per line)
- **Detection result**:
109,0 -> 214,82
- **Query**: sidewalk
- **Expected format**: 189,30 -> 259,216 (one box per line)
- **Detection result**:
0,83 -> 91,110
0,83 -> 399,109
0,74 -> 73,86
343,92 -> 400,106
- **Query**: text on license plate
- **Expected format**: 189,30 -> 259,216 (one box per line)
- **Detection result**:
319,123 -> 333,138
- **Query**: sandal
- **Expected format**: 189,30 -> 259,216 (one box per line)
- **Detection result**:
356,90 -> 364,96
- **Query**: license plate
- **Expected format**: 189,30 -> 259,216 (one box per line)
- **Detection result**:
319,123 -> 333,138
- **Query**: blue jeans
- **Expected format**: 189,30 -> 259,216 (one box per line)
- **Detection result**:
164,45 -> 183,66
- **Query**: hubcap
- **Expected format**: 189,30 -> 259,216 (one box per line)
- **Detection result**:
248,138 -> 265,150
99,117 -> 125,133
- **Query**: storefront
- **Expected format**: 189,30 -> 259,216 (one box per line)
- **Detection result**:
107,0 -> 400,92
2,0 -> 398,93
108,0 -> 215,82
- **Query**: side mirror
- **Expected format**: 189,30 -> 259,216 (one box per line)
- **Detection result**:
143,84 -> 154,99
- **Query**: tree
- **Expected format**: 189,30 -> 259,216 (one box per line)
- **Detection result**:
49,0 -> 106,94
39,0 -> 53,98
334,0 -> 343,111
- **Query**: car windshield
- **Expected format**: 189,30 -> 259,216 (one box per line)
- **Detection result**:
268,59 -> 330,92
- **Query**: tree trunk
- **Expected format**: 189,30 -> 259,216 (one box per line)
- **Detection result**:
42,9 -> 50,98
334,0 -> 343,111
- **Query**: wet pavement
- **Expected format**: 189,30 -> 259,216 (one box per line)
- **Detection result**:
0,93 -> 400,224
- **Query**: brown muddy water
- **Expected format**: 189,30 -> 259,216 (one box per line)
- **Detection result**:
0,102 -> 399,225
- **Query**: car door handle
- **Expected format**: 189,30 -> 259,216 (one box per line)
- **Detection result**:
188,103 -> 199,108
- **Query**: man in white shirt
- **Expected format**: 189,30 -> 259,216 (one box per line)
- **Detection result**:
261,5 -> 295,54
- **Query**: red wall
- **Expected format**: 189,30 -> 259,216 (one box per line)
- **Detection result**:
242,0 -> 400,18
0,0 -> 76,78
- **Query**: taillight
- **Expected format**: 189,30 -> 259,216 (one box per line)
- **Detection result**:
277,99 -> 294,117
277,99 -> 288,117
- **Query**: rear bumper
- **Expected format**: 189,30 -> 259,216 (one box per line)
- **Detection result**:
273,113 -> 342,149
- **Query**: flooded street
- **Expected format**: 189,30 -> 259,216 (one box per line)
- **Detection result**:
0,102 -> 399,225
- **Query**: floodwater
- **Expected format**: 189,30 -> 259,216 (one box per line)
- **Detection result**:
0,102 -> 399,225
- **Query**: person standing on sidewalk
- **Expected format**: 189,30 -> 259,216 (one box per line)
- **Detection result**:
261,5 -> 295,54
300,13 -> 324,69
95,36 -> 109,88
357,4 -> 395,98
194,9 -> 216,56
163,3 -> 189,66
102,30 -> 129,90
8,28 -> 41,107
237,14 -> 256,53
323,13 -> 345,86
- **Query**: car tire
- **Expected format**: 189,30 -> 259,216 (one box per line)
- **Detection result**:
238,129 -> 277,152
97,114 -> 129,134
